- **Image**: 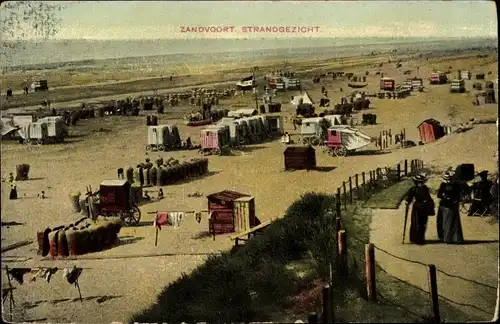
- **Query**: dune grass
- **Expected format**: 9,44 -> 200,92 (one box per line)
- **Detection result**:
129,189 -> 473,323
363,178 -> 414,209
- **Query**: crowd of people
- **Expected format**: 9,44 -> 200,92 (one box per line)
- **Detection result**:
405,169 -> 497,245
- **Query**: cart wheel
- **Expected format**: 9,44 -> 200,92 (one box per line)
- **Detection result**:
157,144 -> 165,151
25,139 -> 32,145
163,145 -> 170,152
327,147 -> 335,156
198,149 -> 205,155
301,137 -> 308,145
37,139 -> 43,145
146,145 -> 152,151
213,147 -> 222,156
123,205 -> 141,226
310,136 -> 320,146
334,146 -> 347,157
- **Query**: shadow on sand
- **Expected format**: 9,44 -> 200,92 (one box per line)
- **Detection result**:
133,221 -> 155,227
118,236 -> 144,246
421,239 -> 499,245
1,221 -> 24,227
192,231 -> 212,240
351,149 -> 392,156
315,166 -> 337,172
23,295 -> 123,309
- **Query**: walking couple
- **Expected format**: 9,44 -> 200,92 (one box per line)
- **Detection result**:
405,171 -> 464,245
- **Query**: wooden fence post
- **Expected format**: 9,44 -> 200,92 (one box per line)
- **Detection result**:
343,182 -> 347,210
369,171 -> 373,190
389,129 -> 392,145
322,285 -> 333,324
308,312 -> 318,324
403,128 -> 406,143
411,160 -> 415,175
355,174 -> 359,189
427,264 -> 440,323
338,230 -> 347,276
349,177 -> 353,203
336,190 -> 342,218
361,172 -> 366,198
397,163 -> 401,181
365,244 -> 376,301
404,159 -> 408,176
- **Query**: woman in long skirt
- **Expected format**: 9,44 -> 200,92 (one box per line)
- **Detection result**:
437,171 -> 464,244
406,173 -> 434,245
9,182 -> 18,200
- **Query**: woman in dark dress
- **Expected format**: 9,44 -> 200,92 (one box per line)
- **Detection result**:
405,173 -> 434,245
437,171 -> 464,244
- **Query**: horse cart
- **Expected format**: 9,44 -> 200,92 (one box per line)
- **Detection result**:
97,180 -> 141,226
199,125 -> 231,156
323,126 -> 373,157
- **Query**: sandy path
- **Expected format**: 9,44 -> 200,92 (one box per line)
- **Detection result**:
370,206 -> 498,321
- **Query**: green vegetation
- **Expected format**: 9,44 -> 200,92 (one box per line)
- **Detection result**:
363,178 -> 413,209
130,190 -> 472,323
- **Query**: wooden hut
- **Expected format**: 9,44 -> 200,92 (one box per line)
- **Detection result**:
207,190 -> 259,235
284,146 -> 316,171
417,119 -> 445,144
379,77 -> 395,91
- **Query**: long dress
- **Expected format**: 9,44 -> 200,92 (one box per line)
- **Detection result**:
9,183 -> 18,200
437,182 -> 464,244
468,179 -> 493,215
406,184 -> 434,245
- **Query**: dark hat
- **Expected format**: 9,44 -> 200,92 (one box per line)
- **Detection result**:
412,173 -> 428,182
479,170 -> 489,177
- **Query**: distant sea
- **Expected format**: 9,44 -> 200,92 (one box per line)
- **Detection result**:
2,37 -> 497,70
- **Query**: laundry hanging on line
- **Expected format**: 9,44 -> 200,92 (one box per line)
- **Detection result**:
63,267 -> 83,285
154,212 -> 184,230
30,267 -> 59,283
6,267 -> 82,285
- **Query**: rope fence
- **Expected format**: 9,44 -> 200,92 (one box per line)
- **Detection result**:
307,158 -> 497,323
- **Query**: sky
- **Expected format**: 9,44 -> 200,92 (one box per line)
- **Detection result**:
5,1 -> 499,40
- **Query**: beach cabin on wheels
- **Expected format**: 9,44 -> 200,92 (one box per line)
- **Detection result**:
417,119 -> 445,144
379,77 -> 396,91
430,72 -> 448,85
207,190 -> 260,235
450,79 -> 466,93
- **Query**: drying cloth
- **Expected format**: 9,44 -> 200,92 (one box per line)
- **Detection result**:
155,212 -> 169,230
63,267 -> 83,285
7,268 -> 32,284
45,267 -> 59,283
169,212 -> 184,228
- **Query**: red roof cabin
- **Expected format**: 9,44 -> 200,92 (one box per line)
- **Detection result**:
417,119 -> 445,144
207,190 -> 260,235
380,77 -> 395,91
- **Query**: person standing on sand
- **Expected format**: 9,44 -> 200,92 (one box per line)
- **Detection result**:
9,173 -> 17,200
405,173 -> 434,245
436,171 -> 464,243
469,170 -> 493,216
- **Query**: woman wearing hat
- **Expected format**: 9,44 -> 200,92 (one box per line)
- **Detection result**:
437,171 -> 464,244
405,173 -> 434,245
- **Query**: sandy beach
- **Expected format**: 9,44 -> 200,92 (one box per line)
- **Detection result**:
1,47 -> 498,323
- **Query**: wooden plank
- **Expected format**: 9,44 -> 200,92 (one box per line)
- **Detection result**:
230,215 -> 284,240
1,240 -> 33,253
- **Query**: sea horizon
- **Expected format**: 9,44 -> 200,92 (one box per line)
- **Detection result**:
2,36 -> 497,70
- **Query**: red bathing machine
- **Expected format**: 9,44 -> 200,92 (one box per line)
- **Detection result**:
379,77 -> 395,91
